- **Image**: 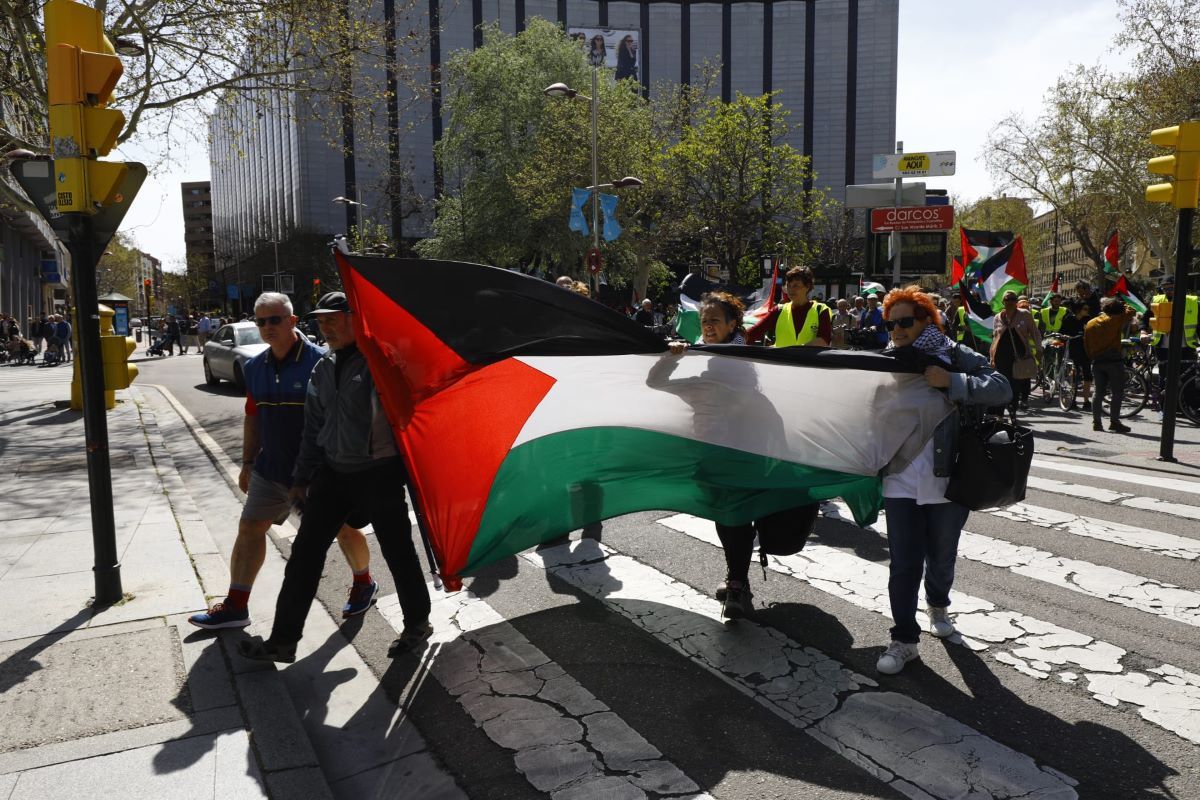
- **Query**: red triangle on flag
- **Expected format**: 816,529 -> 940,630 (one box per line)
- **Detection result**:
340,253 -> 557,589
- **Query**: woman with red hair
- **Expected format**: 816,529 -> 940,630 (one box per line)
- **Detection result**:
874,286 -> 1011,675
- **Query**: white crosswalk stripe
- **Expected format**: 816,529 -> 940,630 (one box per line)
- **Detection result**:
1031,457 -> 1200,497
821,501 -> 1200,629
987,502 -> 1200,560
658,512 -> 1200,747
1025,474 -> 1200,522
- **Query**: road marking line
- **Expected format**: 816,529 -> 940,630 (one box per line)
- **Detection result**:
660,512 -> 1200,747
987,502 -> 1200,561
1032,459 -> 1200,497
376,589 -> 713,800
512,540 -> 1077,799
822,501 -> 1200,631
1026,475 -> 1200,524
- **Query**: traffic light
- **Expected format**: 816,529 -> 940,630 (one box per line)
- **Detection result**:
100,332 -> 138,390
44,0 -> 127,214
1146,121 -> 1200,209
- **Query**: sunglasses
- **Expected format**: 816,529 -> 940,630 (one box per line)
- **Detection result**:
883,316 -> 920,331
254,315 -> 285,327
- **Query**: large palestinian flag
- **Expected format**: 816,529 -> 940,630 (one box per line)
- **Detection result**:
335,253 -> 953,589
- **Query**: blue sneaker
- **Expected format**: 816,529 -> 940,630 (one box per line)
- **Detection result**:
188,602 -> 250,630
343,580 -> 378,618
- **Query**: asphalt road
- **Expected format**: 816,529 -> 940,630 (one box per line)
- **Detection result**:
133,348 -> 1200,800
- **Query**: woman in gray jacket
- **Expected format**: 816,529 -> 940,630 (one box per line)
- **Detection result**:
875,287 -> 1011,676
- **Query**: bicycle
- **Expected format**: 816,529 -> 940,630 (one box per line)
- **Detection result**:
1035,334 -> 1069,406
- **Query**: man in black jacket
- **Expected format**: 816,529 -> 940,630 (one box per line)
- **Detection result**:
239,292 -> 432,663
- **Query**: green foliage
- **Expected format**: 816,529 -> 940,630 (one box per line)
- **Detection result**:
418,24 -> 825,292
649,92 -> 823,278
985,0 -> 1200,275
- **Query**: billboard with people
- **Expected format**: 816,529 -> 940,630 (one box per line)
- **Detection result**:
568,27 -> 641,81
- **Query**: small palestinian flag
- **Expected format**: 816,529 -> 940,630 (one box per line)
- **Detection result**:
978,237 -> 1029,312
961,228 -> 1014,283
1107,275 -> 1147,314
335,252 -> 952,589
674,293 -> 702,343
960,285 -> 995,344
1103,230 -> 1121,276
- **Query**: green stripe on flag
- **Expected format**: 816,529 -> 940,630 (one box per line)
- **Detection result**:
464,427 -> 884,575
675,296 -> 702,344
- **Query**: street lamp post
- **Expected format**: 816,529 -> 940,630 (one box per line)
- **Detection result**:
544,78 -> 644,295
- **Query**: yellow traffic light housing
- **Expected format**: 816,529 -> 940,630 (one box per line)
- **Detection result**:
1146,122 -> 1200,209
100,333 -> 138,390
44,0 -> 127,214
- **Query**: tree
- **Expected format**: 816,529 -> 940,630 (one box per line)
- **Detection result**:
416,19 -> 658,276
984,0 -> 1200,280
95,233 -> 145,299
1,0 -> 423,212
649,92 -> 824,282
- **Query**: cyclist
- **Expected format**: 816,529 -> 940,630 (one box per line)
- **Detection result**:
1037,293 -> 1068,336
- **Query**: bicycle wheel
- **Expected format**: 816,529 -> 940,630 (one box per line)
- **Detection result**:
1058,361 -> 1078,411
1179,374 -> 1200,426
1105,371 -> 1147,419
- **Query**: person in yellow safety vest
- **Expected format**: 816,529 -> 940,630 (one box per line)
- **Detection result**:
1038,293 -> 1068,334
745,265 -> 832,347
1139,275 -> 1199,358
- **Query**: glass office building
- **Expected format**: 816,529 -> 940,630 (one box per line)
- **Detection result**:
209,0 -> 897,273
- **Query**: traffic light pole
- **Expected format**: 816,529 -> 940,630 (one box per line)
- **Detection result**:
1159,207 -> 1193,463
67,212 -> 124,604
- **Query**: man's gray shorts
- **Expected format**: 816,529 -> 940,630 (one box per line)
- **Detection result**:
242,470 -> 370,529
242,471 -> 293,524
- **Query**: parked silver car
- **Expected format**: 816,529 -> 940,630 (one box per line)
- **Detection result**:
202,322 -> 268,390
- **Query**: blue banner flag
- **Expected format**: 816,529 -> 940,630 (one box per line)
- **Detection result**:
569,188 -> 590,235
599,193 -> 621,241
227,285 -> 241,299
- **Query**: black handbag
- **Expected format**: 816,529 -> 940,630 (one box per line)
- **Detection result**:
944,416 -> 1034,510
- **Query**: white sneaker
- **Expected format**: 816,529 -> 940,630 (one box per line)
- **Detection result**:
926,606 -> 955,638
876,640 -> 919,675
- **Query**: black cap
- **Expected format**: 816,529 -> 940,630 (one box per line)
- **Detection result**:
1159,275 -> 1176,288
307,291 -> 351,316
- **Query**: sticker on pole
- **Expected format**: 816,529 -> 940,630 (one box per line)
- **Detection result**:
873,151 -> 956,179
587,248 -> 603,274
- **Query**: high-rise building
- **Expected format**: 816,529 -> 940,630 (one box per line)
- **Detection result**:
181,181 -> 217,307
210,0 -> 898,281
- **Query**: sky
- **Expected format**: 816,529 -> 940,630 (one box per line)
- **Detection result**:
112,0 -> 1136,270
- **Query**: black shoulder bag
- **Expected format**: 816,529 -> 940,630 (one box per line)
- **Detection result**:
943,351 -> 1035,511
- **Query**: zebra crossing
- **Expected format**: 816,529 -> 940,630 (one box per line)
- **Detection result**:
368,453 -> 1200,799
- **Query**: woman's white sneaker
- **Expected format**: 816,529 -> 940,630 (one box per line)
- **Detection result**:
876,640 -> 919,675
926,606 -> 955,638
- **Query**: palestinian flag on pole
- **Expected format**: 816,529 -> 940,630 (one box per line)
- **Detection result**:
1103,230 -> 1121,276
977,237 -> 1029,312
1107,275 -> 1147,314
961,228 -> 1014,283
960,284 -> 996,344
674,293 -> 702,343
335,252 -> 953,589
742,257 -> 780,330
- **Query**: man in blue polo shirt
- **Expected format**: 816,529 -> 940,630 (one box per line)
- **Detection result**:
189,292 -> 377,629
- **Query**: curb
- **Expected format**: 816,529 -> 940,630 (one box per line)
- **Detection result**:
131,386 -> 335,800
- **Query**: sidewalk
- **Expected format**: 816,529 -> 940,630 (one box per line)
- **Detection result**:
1016,398 -> 1200,477
0,366 -> 460,799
